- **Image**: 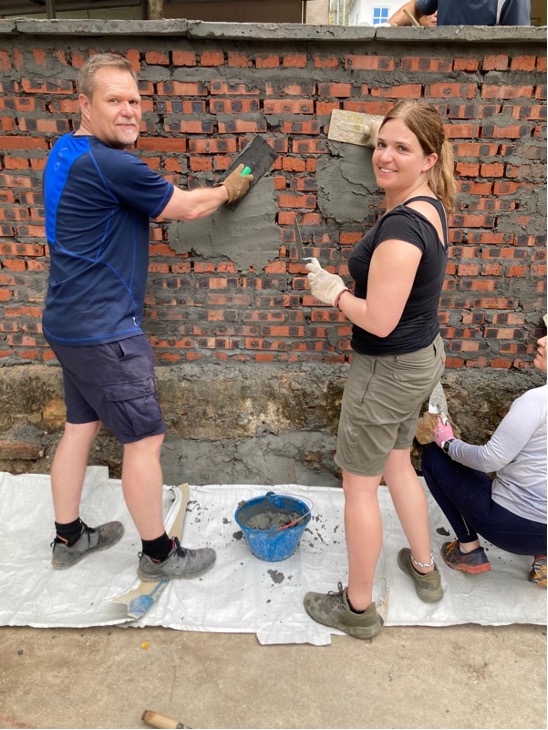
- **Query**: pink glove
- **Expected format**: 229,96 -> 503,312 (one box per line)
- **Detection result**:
433,416 -> 455,448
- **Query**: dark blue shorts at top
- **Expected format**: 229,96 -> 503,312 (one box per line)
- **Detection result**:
45,334 -> 166,444
422,443 -> 547,557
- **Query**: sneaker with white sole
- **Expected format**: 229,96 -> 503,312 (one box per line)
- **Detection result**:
137,537 -> 216,581
51,521 -> 124,569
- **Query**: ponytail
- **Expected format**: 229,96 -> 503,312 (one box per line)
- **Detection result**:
430,139 -> 456,214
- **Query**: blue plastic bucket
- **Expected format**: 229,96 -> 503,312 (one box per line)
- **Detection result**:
234,491 -> 312,562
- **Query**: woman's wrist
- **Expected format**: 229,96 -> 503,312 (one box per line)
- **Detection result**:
334,288 -> 351,310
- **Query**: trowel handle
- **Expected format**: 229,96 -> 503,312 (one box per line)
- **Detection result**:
339,123 -> 371,137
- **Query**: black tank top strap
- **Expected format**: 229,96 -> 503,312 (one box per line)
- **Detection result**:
402,195 -> 448,248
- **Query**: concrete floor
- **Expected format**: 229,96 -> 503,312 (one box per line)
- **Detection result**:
1,623 -> 546,729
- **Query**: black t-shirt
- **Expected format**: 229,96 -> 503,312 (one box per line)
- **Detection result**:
348,196 -> 448,356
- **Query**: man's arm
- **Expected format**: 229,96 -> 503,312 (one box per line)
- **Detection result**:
158,164 -> 252,221
387,0 -> 439,25
387,0 -> 425,25
499,0 -> 531,25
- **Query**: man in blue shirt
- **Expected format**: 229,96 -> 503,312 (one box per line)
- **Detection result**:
43,53 -> 252,581
388,0 -> 530,26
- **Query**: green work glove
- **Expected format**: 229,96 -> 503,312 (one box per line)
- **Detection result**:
219,164 -> 254,204
305,258 -> 349,307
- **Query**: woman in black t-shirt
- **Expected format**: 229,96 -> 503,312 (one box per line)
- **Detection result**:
303,101 -> 456,640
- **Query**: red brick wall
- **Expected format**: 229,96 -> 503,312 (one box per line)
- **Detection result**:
0,26 -> 546,369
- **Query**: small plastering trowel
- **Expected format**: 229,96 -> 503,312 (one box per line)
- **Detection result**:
428,382 -> 449,424
220,136 -> 278,210
293,218 -> 313,261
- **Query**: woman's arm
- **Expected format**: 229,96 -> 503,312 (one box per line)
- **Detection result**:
338,239 -> 422,337
449,392 -> 541,471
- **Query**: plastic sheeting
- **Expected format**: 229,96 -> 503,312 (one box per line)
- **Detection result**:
0,467 -> 544,646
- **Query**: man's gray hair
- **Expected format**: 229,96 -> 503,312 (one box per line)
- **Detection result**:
78,53 -> 137,98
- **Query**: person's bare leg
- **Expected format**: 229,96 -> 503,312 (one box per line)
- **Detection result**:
343,469 -> 383,610
383,448 -> 434,573
51,420 -> 101,523
122,434 -> 165,540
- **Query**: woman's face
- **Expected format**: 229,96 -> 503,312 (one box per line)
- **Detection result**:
372,117 -> 437,194
534,335 -> 547,374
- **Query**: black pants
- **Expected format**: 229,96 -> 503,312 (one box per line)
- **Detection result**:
421,444 -> 546,556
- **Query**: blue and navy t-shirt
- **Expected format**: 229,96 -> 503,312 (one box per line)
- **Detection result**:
416,0 -> 530,25
42,133 -> 174,345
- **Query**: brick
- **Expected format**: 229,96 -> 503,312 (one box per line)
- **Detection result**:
482,85 -> 535,99
210,99 -> 260,114
370,85 -> 422,98
227,53 -> 253,68
157,81 -> 208,96
401,57 -> 451,73
0,136 -> 48,150
510,56 -> 536,71
264,99 -> 314,114
346,55 -> 396,71
265,81 -> 315,96
172,51 -> 197,67
313,55 -> 339,69
218,120 -> 267,134
428,83 -> 476,99
188,138 -> 238,154
317,82 -> 353,98
256,55 -> 280,68
200,51 -> 224,67
282,54 -> 307,68
145,51 -> 169,65
481,123 -> 527,139
482,54 -> 509,70
453,58 -> 480,72
210,81 -> 260,96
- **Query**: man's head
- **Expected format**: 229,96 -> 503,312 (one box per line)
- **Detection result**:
77,53 -> 141,149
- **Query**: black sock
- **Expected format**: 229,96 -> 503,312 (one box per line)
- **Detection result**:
55,518 -> 84,546
141,533 -> 172,562
346,595 -> 366,614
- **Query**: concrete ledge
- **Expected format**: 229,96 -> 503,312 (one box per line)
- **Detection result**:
0,18 -> 543,43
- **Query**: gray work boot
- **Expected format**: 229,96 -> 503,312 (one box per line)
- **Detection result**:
397,547 -> 444,602
137,537 -> 216,581
303,582 -> 383,640
51,521 -> 124,569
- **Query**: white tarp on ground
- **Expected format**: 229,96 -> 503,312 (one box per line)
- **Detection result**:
0,467 -> 544,646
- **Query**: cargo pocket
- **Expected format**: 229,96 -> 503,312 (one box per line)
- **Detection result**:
103,376 -> 163,437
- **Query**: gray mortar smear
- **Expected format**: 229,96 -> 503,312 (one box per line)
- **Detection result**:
167,176 -> 279,271
267,569 -> 285,584
317,142 -> 378,224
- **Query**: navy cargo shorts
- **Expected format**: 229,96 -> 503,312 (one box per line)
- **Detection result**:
45,334 -> 166,444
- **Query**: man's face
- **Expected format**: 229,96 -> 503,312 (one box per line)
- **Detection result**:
79,67 -> 141,148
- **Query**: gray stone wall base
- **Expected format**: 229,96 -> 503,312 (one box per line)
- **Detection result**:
0,364 -> 543,486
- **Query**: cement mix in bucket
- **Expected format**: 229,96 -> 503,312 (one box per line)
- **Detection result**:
239,504 -> 302,530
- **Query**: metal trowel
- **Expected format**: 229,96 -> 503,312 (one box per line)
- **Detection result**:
428,382 -> 449,424
293,218 -> 313,261
220,136 -> 278,210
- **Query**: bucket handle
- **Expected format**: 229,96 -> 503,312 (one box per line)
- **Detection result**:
264,491 -> 314,531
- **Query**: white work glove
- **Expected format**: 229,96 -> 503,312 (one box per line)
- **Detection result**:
305,257 -> 349,307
